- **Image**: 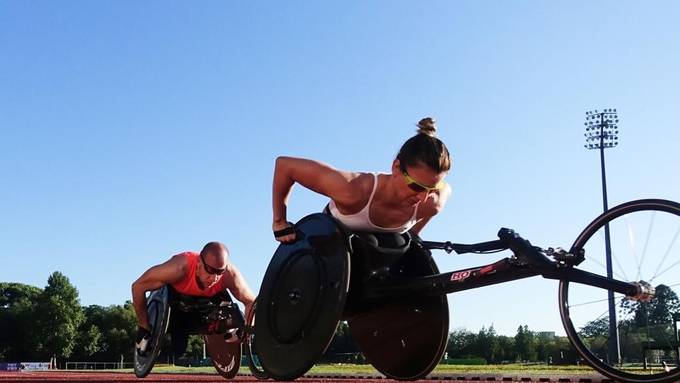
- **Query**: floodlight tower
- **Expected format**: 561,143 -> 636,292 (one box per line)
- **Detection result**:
674,313 -> 680,365
584,108 -> 620,364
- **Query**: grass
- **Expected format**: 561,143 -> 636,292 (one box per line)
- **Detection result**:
82,363 -> 600,376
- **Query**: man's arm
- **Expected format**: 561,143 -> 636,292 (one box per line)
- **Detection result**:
224,265 -> 256,320
131,255 -> 185,330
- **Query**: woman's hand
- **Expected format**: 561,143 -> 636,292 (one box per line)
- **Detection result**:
273,221 -> 296,243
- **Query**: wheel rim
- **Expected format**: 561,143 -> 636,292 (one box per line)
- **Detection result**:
560,199 -> 680,382
245,300 -> 269,380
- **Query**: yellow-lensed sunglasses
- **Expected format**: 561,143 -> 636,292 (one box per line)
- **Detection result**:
402,170 -> 444,193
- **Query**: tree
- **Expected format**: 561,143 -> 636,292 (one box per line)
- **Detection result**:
0,283 -> 42,360
579,316 -> 609,338
31,272 -> 85,359
446,329 -> 477,359
475,325 -> 500,363
74,325 -> 103,358
621,284 -> 680,327
322,321 -> 361,363
183,335 -> 204,359
514,325 -> 536,361
75,302 -> 137,361
495,335 -> 516,362
0,283 -> 41,308
618,284 -> 680,358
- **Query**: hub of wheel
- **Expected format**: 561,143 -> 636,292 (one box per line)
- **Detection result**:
627,280 -> 655,302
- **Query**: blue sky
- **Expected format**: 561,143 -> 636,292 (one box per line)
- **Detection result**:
1,1 -> 679,336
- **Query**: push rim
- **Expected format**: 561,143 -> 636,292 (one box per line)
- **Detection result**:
245,299 -> 269,380
133,286 -> 170,378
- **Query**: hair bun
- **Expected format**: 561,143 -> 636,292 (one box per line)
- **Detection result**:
416,117 -> 437,136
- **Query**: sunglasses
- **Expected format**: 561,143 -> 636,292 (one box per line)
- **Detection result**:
402,170 -> 444,193
201,254 -> 227,275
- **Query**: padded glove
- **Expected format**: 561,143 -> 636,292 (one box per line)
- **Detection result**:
135,326 -> 152,354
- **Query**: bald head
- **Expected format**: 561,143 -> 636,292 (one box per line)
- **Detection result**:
200,241 -> 229,268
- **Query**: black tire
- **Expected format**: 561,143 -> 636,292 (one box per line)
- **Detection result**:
560,199 -> 680,383
133,286 -> 171,378
244,299 -> 269,380
254,213 -> 350,381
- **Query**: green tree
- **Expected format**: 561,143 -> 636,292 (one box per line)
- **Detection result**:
99,302 -> 137,361
0,282 -> 41,307
495,335 -> 515,362
31,272 -> 85,359
514,325 -> 536,361
183,335 -> 204,359
74,325 -> 103,358
577,316 -> 609,359
621,284 -> 680,327
76,302 -> 137,361
475,325 -> 500,363
446,329 -> 477,359
618,284 -> 680,359
0,282 -> 42,360
579,316 -> 609,338
322,321 -> 360,362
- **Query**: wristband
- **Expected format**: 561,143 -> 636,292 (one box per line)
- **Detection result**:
273,225 -> 295,238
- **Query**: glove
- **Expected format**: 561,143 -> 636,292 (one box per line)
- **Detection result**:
135,326 -> 152,354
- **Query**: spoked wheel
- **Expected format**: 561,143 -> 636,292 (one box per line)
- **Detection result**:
244,299 -> 269,380
560,199 -> 680,383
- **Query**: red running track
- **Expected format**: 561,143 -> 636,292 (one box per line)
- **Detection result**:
0,372 -> 377,383
0,371 -> 614,383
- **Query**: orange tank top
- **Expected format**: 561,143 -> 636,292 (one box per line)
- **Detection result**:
170,252 -> 225,297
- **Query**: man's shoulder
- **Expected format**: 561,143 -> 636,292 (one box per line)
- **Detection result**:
170,251 -> 198,261
173,251 -> 198,257
168,252 -> 196,272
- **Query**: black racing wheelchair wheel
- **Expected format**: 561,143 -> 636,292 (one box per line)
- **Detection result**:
133,286 -> 170,378
559,199 -> 680,383
244,299 -> 269,380
254,213 -> 351,381
347,242 -> 449,380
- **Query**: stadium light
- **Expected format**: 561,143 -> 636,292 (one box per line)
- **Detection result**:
583,108 -> 621,365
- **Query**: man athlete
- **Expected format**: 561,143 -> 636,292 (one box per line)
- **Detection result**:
131,241 -> 255,353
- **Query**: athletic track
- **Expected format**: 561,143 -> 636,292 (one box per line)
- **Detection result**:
0,371 -> 621,383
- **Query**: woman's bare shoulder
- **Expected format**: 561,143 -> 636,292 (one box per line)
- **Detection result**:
333,171 -> 376,209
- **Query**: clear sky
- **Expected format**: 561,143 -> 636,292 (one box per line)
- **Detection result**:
2,1 -> 679,336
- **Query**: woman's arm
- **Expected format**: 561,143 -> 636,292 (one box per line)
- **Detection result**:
410,183 -> 452,235
272,156 -> 361,242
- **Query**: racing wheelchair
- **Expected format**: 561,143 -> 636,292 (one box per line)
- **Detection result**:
249,199 -> 680,383
133,286 -> 246,379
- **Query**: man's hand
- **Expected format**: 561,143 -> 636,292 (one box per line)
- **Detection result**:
135,326 -> 152,354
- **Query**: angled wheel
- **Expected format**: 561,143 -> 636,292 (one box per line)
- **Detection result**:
204,332 -> 241,379
560,199 -> 680,383
255,213 -> 351,380
244,299 -> 269,380
134,286 -> 170,378
348,245 -> 449,380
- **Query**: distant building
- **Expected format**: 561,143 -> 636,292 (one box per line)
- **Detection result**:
537,331 -> 556,339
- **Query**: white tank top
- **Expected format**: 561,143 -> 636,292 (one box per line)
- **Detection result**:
328,173 -> 419,233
